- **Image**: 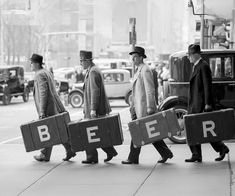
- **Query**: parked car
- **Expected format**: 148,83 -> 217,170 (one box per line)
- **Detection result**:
69,69 -> 133,108
159,49 -> 235,144
0,66 -> 30,105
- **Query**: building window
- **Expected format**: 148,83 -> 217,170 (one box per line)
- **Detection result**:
196,21 -> 201,31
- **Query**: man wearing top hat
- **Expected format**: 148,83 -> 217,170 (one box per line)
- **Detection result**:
80,50 -> 118,164
30,53 -> 76,162
122,46 -> 173,164
185,44 -> 229,162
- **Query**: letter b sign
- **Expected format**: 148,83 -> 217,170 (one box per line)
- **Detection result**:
37,125 -> 51,142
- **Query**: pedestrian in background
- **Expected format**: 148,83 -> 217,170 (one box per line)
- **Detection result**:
80,50 -> 118,164
30,53 -> 76,162
122,46 -> 173,165
185,44 -> 229,163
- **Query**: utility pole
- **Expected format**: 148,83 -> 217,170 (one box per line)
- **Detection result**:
200,0 -> 205,49
0,7 -> 4,65
231,0 -> 235,49
129,17 -> 136,77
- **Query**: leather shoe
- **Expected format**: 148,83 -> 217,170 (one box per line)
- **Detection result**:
215,148 -> 229,161
121,159 -> 139,164
104,151 -> 118,162
34,154 -> 49,162
185,156 -> 202,163
158,153 -> 173,163
63,152 -> 76,161
81,159 -> 98,164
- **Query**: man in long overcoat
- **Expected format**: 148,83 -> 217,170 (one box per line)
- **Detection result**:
122,46 -> 173,164
31,54 -> 76,162
80,50 -> 118,164
185,44 -> 229,162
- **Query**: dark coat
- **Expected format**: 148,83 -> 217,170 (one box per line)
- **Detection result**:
187,59 -> 213,114
83,64 -> 111,119
33,68 -> 65,117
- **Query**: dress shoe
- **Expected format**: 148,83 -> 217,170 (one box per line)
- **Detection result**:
104,151 -> 118,162
34,154 -> 49,162
81,159 -> 98,164
158,153 -> 173,163
185,156 -> 202,163
63,152 -> 76,161
121,159 -> 139,164
215,148 -> 229,161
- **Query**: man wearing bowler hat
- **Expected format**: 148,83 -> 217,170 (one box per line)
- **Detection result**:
185,44 -> 229,162
80,50 -> 118,164
30,53 -> 76,162
122,46 -> 173,164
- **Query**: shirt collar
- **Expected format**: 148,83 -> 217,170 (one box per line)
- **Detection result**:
194,57 -> 202,66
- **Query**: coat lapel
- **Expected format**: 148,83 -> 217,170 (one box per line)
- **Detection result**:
190,59 -> 202,80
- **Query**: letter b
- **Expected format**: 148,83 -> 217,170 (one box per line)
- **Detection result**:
37,125 -> 51,142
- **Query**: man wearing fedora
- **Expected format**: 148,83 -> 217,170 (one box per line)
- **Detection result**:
122,46 -> 173,165
80,50 -> 118,164
30,53 -> 76,162
185,44 -> 229,162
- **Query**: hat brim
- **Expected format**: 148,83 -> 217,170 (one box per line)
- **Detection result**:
129,51 -> 147,58
29,58 -> 45,64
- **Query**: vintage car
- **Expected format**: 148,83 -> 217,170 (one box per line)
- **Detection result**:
0,66 -> 30,105
68,69 -> 133,108
160,49 -> 235,144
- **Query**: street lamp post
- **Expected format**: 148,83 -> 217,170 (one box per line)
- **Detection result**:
0,8 -> 4,65
200,0 -> 205,49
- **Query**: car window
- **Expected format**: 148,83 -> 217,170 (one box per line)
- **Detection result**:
209,56 -> 233,79
103,73 -> 124,82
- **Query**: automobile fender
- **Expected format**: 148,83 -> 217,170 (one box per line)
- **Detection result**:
159,96 -> 188,110
68,89 -> 84,97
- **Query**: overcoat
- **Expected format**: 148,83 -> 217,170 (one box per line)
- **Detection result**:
33,68 -> 65,117
83,64 -> 111,119
131,63 -> 157,118
188,59 -> 213,114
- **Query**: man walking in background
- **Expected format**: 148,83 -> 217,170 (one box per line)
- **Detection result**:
80,50 -> 118,164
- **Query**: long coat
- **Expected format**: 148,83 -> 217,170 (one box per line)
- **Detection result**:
188,59 -> 213,114
83,64 -> 111,119
132,63 -> 157,118
33,68 -> 65,117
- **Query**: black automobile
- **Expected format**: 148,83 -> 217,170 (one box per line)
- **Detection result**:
0,66 -> 30,105
160,49 -> 235,144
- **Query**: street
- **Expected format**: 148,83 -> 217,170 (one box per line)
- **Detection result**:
0,95 -> 234,196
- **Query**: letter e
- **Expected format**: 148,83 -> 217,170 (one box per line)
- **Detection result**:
145,120 -> 160,138
87,126 -> 101,143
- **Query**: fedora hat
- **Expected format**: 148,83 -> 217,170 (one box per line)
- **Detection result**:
129,46 -> 147,58
80,50 -> 93,60
187,44 -> 201,55
30,54 -> 44,65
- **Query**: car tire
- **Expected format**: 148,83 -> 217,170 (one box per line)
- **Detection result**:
69,92 -> 83,108
166,103 -> 188,144
125,91 -> 132,106
23,87 -> 30,102
2,89 -> 11,105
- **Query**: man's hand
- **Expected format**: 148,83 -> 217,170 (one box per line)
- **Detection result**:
39,113 -> 46,119
204,104 -> 212,112
147,108 -> 155,115
90,110 -> 96,118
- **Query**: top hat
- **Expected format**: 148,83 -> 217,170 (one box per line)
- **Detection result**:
129,46 -> 147,58
187,44 -> 201,54
30,54 -> 44,65
80,50 -> 93,60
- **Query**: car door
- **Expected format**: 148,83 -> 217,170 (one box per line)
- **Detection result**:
208,54 -> 235,109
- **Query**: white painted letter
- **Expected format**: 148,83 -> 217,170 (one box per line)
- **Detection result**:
145,120 -> 160,138
37,125 -> 51,142
87,126 -> 100,143
202,120 -> 217,138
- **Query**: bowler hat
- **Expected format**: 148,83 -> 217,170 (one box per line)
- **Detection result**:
30,54 -> 44,65
187,44 -> 201,54
80,50 -> 93,60
129,46 -> 147,58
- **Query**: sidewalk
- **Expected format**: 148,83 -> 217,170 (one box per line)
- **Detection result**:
0,108 -> 234,196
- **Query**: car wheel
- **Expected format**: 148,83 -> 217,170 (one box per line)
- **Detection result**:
2,92 -> 11,105
23,87 -> 30,102
168,104 -> 188,144
125,91 -> 132,106
69,92 -> 83,108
